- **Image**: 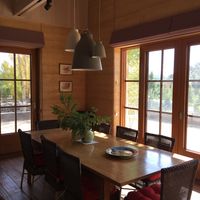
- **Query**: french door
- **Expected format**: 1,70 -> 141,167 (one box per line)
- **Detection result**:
142,37 -> 200,157
121,35 -> 200,161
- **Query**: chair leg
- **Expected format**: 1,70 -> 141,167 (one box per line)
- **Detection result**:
20,165 -> 25,189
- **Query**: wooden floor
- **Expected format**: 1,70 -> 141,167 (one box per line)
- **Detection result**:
0,155 -> 200,200
0,155 -> 56,200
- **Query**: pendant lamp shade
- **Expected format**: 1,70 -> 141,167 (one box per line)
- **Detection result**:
92,0 -> 106,58
72,31 -> 102,71
64,0 -> 80,52
93,41 -> 106,58
64,28 -> 80,52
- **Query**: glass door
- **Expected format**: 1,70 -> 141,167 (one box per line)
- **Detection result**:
185,44 -> 200,154
146,48 -> 175,137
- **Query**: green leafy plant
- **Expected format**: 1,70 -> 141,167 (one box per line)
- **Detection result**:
51,94 -> 110,138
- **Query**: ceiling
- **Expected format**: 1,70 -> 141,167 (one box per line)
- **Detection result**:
0,0 -> 88,29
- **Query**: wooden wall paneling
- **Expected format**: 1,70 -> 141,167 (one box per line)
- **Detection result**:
0,134 -> 21,155
114,0 -> 200,30
40,24 -> 86,120
86,0 -> 115,129
0,16 -> 41,31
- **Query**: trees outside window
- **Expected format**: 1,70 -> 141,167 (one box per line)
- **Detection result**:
0,52 -> 31,134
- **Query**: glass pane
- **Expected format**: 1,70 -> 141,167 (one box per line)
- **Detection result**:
125,109 -> 138,130
126,48 -> 140,80
188,82 -> 200,116
163,49 -> 174,80
0,52 -> 14,79
126,82 -> 139,108
16,54 -> 30,80
162,82 -> 173,113
0,81 -> 14,107
189,45 -> 200,80
148,50 -> 161,80
186,117 -> 200,153
147,82 -> 160,111
146,111 -> 159,134
16,81 -> 31,106
1,107 -> 15,134
161,113 -> 172,137
17,107 -> 31,131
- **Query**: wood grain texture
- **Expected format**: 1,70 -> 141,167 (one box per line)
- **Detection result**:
31,129 -> 187,186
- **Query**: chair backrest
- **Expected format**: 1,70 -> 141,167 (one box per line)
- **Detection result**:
40,135 -> 58,175
18,129 -> 34,165
116,126 -> 138,142
145,132 -> 175,152
36,120 -> 59,130
161,159 -> 198,200
93,123 -> 111,134
58,148 -> 82,200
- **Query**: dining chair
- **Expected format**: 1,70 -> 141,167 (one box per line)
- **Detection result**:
58,148 -> 100,200
138,133 -> 176,186
145,132 -> 175,152
18,129 -> 45,189
36,119 -> 60,130
124,159 -> 198,200
93,123 -> 111,134
40,135 -> 64,192
116,126 -> 138,142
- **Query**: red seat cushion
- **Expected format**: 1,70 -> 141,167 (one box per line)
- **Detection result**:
81,175 -> 99,200
33,152 -> 45,167
143,172 -> 161,183
125,184 -> 160,200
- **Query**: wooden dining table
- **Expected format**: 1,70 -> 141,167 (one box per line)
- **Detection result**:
30,128 -> 189,200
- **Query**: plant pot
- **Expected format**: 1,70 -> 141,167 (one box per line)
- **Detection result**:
82,130 -> 94,143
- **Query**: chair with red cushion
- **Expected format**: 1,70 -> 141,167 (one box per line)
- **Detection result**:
116,126 -> 138,142
18,129 -> 45,189
125,159 -> 198,200
58,148 -> 101,200
40,135 -> 64,191
139,133 -> 175,186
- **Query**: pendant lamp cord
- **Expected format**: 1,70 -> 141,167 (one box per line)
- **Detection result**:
98,0 -> 101,40
73,0 -> 76,29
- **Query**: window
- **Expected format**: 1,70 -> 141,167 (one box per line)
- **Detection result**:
121,47 -> 140,130
146,48 -> 174,137
0,51 -> 32,134
120,35 -> 200,156
186,44 -> 200,153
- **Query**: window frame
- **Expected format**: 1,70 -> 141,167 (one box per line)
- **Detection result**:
120,46 -> 140,129
0,46 -> 37,134
120,34 -> 200,158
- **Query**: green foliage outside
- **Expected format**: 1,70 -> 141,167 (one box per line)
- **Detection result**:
126,48 -> 139,108
127,48 -> 200,116
188,63 -> 200,116
0,53 -> 30,103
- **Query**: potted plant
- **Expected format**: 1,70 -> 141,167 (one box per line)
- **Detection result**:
51,94 -> 109,143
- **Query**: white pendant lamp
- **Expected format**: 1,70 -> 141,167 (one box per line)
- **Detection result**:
92,0 -> 106,58
72,31 -> 102,71
64,0 -> 80,52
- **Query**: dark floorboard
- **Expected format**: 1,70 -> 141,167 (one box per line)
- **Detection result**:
0,156 -> 56,200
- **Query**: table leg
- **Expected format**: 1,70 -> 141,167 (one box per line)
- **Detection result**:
103,179 -> 116,200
